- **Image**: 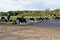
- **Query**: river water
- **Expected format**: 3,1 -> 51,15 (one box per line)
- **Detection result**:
27,20 -> 60,28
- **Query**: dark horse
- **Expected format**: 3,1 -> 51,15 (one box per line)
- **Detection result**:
16,17 -> 27,23
29,18 -> 35,21
55,16 -> 60,19
19,17 -> 27,23
36,17 -> 43,21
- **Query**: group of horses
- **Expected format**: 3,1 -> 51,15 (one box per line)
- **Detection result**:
0,16 -> 44,24
0,16 -> 27,23
0,16 -> 60,25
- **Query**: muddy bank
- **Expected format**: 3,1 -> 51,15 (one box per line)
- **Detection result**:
0,26 -> 60,40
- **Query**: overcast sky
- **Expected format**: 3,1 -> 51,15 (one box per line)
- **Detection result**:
0,0 -> 60,12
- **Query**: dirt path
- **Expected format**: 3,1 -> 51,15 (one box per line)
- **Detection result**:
0,26 -> 60,40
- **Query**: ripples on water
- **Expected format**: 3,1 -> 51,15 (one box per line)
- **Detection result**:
27,20 -> 60,28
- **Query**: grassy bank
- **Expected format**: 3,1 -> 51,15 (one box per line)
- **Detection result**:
10,16 -> 53,19
11,16 -> 40,19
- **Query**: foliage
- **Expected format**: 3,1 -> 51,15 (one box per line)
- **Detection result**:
0,9 -> 60,19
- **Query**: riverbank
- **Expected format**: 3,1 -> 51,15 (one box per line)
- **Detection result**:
0,25 -> 60,40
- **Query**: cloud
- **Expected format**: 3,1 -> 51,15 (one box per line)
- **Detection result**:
0,0 -> 60,11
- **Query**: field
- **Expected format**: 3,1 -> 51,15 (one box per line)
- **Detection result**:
0,24 -> 60,40
10,16 -> 40,19
10,16 -> 53,19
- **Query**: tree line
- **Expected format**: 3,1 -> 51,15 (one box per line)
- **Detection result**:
0,9 -> 60,17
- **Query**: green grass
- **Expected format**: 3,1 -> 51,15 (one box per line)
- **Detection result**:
11,16 -> 54,19
11,16 -> 40,19
11,16 -> 17,19
4,16 -> 55,19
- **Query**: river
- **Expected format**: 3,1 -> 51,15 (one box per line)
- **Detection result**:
27,19 -> 60,28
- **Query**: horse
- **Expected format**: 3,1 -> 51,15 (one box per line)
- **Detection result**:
19,17 -> 27,23
55,16 -> 60,19
29,18 -> 35,22
16,17 -> 27,24
44,17 -> 49,20
36,18 -> 43,21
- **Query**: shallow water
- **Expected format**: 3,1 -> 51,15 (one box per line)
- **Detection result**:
27,20 -> 60,28
0,20 -> 60,28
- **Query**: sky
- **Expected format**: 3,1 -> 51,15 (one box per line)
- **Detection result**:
0,0 -> 60,12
